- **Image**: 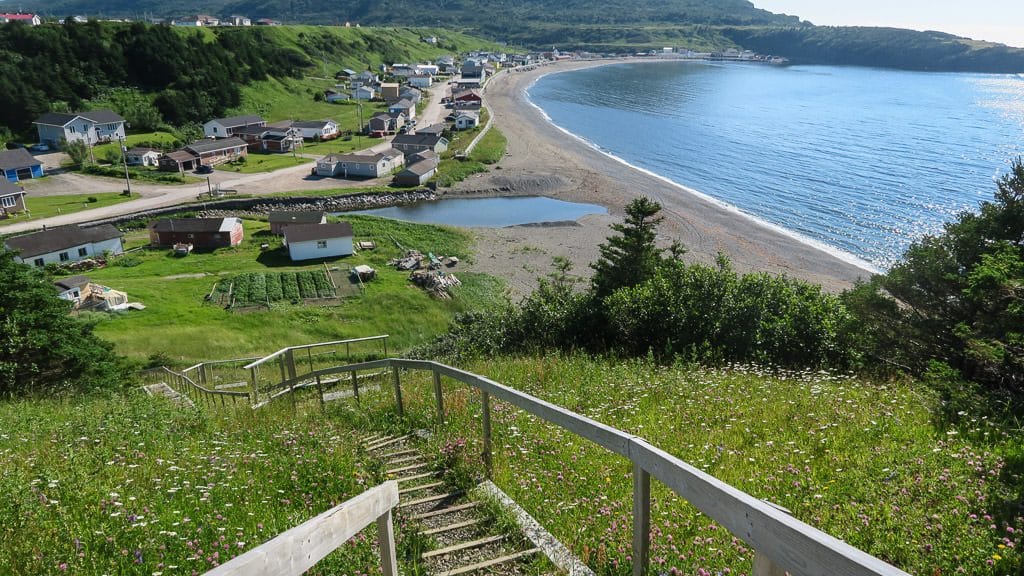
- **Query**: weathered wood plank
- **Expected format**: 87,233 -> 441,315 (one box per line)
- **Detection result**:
628,439 -> 908,576
632,463 -> 650,576
422,534 -> 505,559
433,548 -> 540,576
203,481 -> 399,576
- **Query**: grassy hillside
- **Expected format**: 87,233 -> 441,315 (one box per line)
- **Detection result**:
9,354 -> 1018,574
364,355 -> 1024,575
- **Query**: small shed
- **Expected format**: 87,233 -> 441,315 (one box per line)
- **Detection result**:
149,217 -> 244,249
284,222 -> 354,261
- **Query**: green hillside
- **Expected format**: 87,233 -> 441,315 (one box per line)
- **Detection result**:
0,22 -> 498,138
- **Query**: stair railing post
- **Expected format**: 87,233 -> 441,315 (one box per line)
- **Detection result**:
433,369 -> 444,425
286,349 -> 297,382
278,355 -> 286,390
481,390 -> 492,478
632,462 -> 651,576
250,366 -> 259,405
752,553 -> 787,576
392,365 -> 404,417
377,508 -> 398,576
352,370 -> 360,402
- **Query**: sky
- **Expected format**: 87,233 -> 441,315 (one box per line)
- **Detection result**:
754,1 -> 1024,48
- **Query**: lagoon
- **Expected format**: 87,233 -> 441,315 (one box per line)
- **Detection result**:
348,196 -> 606,227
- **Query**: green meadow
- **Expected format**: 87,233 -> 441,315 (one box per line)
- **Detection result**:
85,216 -> 505,364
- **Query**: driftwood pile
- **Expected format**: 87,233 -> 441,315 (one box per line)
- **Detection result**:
409,270 -> 462,299
389,250 -> 424,271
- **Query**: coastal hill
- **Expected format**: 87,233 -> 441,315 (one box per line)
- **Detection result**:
17,0 -> 1024,72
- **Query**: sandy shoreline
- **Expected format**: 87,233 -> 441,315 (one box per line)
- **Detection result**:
453,59 -> 875,299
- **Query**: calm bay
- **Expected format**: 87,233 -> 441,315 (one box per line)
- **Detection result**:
527,61 -> 1024,270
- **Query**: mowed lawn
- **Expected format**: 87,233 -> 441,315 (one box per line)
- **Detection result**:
86,216 -> 504,364
18,192 -> 135,220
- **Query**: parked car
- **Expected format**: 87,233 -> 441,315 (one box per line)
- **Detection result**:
195,164 -> 214,175
28,143 -> 50,152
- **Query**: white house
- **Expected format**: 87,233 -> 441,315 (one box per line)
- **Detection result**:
408,75 -> 433,88
291,120 -> 340,141
203,115 -> 266,138
0,13 -> 41,25
125,147 -> 161,167
415,64 -> 439,76
453,111 -> 480,131
284,222 -> 354,261
4,224 -> 124,267
316,149 -> 404,178
33,110 -> 126,148
353,86 -> 376,100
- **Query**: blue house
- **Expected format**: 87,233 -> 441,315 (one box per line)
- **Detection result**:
0,148 -> 44,183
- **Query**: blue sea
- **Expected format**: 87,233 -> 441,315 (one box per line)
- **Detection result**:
527,61 -> 1024,270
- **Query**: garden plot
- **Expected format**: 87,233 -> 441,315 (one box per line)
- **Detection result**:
211,269 -> 339,309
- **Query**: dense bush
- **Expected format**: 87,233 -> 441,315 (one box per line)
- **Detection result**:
843,158 -> 1024,412
418,197 -> 853,369
0,250 -> 129,395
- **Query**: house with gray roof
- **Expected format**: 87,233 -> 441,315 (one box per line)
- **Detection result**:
268,211 -> 326,235
284,221 -> 354,261
391,133 -> 449,155
0,148 -> 43,182
388,99 -> 416,120
184,137 -> 248,165
33,109 -> 126,148
203,115 -> 266,138
394,154 -> 439,187
4,224 -> 123,267
0,180 -> 27,216
290,120 -> 340,141
316,149 -> 404,179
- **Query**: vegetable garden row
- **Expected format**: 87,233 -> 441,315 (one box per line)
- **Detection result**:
212,270 -> 336,308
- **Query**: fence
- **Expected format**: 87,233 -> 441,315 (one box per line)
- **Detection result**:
142,366 -> 249,407
203,481 -> 399,576
242,335 -> 390,406
266,357 -> 909,576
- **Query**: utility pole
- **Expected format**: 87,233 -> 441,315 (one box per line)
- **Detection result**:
119,136 -> 131,196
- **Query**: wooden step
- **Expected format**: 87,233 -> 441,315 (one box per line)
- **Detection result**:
399,481 -> 445,495
422,518 -> 482,536
366,434 -> 412,451
382,448 -> 419,459
386,454 -> 425,466
422,534 -> 505,559
399,491 -> 464,509
410,501 -> 479,520
361,433 -> 387,444
386,461 -> 429,475
433,548 -> 541,576
396,471 -> 437,484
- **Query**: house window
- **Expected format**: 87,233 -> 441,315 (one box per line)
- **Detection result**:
188,234 -> 195,239
1,196 -> 14,208
69,126 -> 76,134
107,123 -> 117,131
213,127 -> 219,133
316,240 -> 328,249
78,247 -> 88,257
59,252 -> 69,262
33,258 -> 44,267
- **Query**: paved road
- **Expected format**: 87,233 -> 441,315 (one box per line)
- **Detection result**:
2,85 -> 453,235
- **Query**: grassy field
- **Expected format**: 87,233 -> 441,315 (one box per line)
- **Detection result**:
91,131 -> 179,159
0,393 -> 387,575
351,355 -> 1024,576
86,216 -> 505,364
436,116 -> 508,188
14,192 -> 135,220
216,154 -> 313,174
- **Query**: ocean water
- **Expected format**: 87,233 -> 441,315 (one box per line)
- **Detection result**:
528,61 -> 1024,270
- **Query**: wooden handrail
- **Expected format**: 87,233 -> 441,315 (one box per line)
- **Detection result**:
243,335 -> 390,369
324,358 -> 909,576
203,481 -> 399,576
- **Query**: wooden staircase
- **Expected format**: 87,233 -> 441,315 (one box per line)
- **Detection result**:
142,382 -> 195,408
361,433 -> 546,576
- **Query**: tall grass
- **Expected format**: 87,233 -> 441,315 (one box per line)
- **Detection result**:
0,393 -> 386,575
358,355 -> 1024,575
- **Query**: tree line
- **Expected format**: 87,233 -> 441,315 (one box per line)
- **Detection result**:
0,20 -> 308,138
